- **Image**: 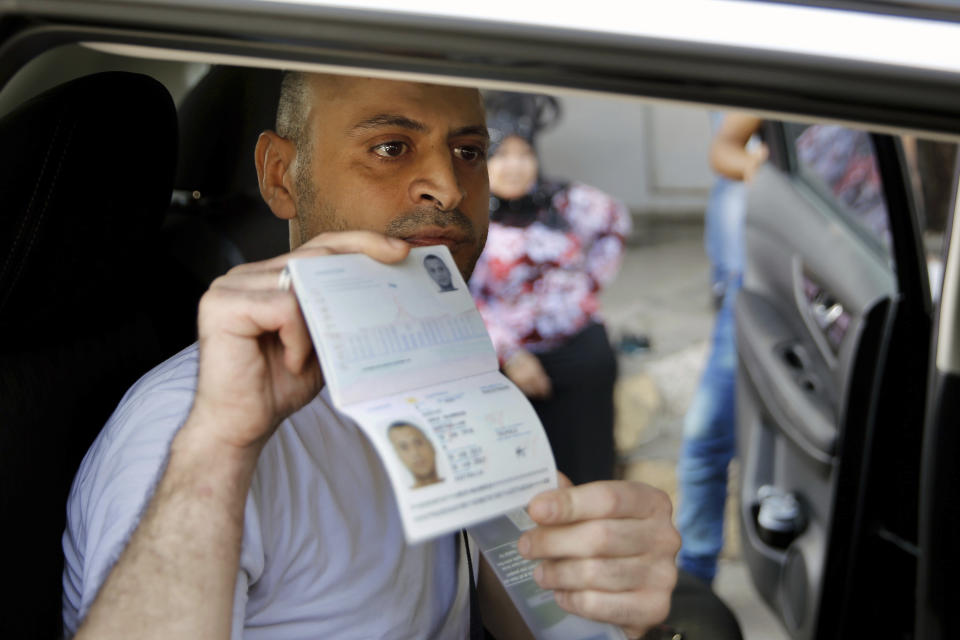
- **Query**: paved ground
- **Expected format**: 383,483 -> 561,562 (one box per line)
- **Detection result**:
599,222 -> 789,640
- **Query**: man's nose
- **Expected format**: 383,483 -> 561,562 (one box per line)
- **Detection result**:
410,146 -> 465,212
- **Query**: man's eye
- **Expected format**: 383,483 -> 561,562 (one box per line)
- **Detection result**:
454,145 -> 485,162
372,142 -> 408,158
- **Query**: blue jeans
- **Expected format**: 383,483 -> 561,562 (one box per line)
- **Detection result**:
704,176 -> 745,300
677,147 -> 746,583
676,279 -> 739,584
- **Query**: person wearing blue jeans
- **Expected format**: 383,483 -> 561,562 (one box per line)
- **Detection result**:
704,168 -> 746,308
677,113 -> 764,584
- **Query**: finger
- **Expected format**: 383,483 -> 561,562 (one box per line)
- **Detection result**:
514,371 -> 544,399
552,587 -> 672,635
527,370 -> 547,397
276,303 -> 317,375
513,375 -> 534,397
520,517 -> 672,559
527,481 -> 673,525
227,248 -> 332,275
199,287 -> 306,342
528,378 -> 548,398
299,230 -> 410,262
531,369 -> 552,398
556,472 -> 573,489
534,555 -> 677,593
230,230 -> 410,274
200,280 -> 318,374
539,376 -> 552,398
210,268 -> 292,292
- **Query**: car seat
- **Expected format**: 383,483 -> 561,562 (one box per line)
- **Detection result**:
0,71 -> 195,638
164,65 -> 289,286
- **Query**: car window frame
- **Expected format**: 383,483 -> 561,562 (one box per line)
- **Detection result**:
2,2 -> 959,638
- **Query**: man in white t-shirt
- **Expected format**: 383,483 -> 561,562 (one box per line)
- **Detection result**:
65,72 -> 680,640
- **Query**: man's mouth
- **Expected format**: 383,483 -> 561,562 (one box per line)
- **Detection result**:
401,227 -> 469,248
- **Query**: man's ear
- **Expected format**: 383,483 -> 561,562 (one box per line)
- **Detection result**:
255,130 -> 298,220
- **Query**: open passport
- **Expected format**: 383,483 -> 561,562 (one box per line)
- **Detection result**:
283,245 -> 626,640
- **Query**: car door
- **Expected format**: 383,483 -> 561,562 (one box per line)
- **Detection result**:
736,122 -> 936,639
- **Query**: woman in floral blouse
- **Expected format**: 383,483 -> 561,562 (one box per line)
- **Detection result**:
469,92 -> 631,484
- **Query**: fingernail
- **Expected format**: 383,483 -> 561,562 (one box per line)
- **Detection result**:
517,536 -> 530,557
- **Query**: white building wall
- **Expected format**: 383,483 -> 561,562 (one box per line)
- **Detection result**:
537,94 -> 716,220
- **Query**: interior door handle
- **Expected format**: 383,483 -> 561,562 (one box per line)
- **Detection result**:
781,343 -> 821,393
739,290 -> 838,459
812,300 -> 844,329
782,343 -> 809,371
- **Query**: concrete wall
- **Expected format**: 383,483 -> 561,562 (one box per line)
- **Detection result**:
537,93 -> 715,221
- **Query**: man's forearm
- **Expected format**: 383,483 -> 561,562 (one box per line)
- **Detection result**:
76,415 -> 260,640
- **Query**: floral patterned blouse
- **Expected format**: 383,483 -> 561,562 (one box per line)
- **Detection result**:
469,180 -> 631,363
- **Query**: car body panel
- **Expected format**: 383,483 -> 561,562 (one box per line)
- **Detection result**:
2,0 -> 960,135
0,2 -> 957,638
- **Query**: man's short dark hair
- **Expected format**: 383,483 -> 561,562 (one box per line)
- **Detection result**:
388,421 -> 422,434
276,71 -> 310,156
276,71 -> 316,241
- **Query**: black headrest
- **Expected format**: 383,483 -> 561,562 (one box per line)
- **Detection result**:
175,66 -> 282,200
0,71 -> 177,348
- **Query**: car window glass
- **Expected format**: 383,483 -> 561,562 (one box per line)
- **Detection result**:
785,123 -> 892,255
785,122 -> 957,303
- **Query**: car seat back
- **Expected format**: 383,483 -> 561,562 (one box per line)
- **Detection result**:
0,71 -> 187,637
166,65 -> 289,286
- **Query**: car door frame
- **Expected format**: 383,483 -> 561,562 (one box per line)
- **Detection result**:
2,2 -> 960,638
740,121 -> 935,638
814,132 -> 934,638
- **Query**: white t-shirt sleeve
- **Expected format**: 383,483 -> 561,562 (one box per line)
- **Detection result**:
62,374 -> 193,632
63,347 -> 264,636
232,488 -> 265,638
232,569 -> 250,640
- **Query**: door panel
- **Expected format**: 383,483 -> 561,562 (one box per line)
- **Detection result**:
736,125 -> 901,639
738,290 -> 837,463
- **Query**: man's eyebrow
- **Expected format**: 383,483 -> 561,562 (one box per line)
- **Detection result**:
348,114 -> 426,135
347,116 -> 490,141
451,125 -> 490,140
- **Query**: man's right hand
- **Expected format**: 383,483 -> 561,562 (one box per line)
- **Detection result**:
503,349 -> 552,399
189,231 -> 411,453
78,231 -> 409,640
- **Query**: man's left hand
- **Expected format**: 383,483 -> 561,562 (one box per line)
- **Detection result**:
518,475 -> 681,638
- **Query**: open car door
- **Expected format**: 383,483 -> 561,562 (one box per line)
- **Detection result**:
736,122 -> 937,639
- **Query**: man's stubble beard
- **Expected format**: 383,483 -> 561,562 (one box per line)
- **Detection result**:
294,158 -> 349,247
294,162 -> 488,280
384,209 -> 487,279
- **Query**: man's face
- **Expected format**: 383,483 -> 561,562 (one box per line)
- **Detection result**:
424,256 -> 452,288
388,425 -> 437,481
294,75 -> 490,279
